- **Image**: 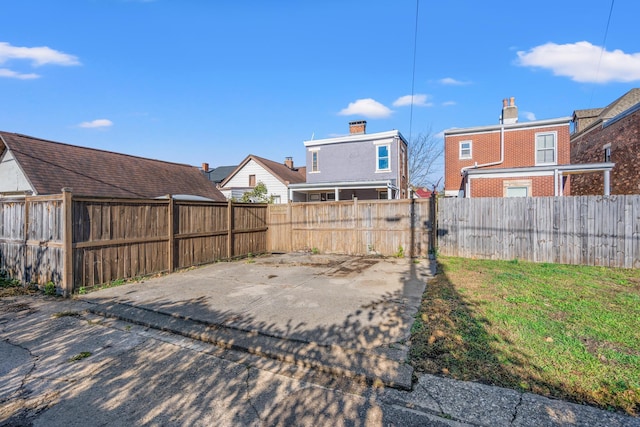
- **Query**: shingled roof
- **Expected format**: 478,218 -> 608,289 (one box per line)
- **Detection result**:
0,131 -> 225,200
221,154 -> 306,187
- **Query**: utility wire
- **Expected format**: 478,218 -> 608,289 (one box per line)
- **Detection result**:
589,0 -> 615,106
408,0 -> 420,144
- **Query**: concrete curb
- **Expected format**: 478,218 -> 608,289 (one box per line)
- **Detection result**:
87,301 -> 414,391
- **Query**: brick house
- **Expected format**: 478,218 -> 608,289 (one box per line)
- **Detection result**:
570,88 -> 640,195
288,121 -> 409,201
444,98 -> 613,198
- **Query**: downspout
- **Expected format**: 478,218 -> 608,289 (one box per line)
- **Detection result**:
459,125 -> 505,198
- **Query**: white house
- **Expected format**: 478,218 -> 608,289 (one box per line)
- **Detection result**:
219,155 -> 306,203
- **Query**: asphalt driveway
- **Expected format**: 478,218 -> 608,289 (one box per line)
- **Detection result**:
80,253 -> 433,361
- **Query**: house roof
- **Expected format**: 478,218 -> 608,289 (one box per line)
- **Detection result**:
572,88 -> 640,136
0,131 -> 225,200
444,116 -> 572,136
220,154 -> 306,188
206,165 -> 237,184
303,129 -> 408,147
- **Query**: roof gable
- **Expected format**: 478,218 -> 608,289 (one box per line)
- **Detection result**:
221,154 -> 306,187
0,132 -> 225,200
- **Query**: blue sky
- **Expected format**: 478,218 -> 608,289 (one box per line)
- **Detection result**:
2,0 -> 639,185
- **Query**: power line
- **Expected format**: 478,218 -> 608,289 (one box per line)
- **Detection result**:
589,0 -> 615,106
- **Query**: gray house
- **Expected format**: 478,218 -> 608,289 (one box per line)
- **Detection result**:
288,121 -> 409,202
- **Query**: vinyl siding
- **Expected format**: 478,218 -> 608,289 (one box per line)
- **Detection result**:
222,159 -> 289,203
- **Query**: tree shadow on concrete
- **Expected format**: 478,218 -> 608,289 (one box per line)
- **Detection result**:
0,258 -> 432,427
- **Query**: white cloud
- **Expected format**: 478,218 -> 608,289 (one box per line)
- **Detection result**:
0,42 -> 80,67
516,41 -> 640,83
0,68 -> 39,79
439,77 -> 470,85
392,94 -> 432,107
522,111 -> 537,121
338,98 -> 393,118
78,119 -> 113,129
442,101 -> 457,106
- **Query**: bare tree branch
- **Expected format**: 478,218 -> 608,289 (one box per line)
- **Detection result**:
408,127 -> 443,189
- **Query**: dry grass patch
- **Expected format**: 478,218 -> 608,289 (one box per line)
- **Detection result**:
409,257 -> 640,416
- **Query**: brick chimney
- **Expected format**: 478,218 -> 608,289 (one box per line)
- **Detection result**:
284,157 -> 294,169
500,97 -> 518,124
201,162 -> 209,172
349,120 -> 367,135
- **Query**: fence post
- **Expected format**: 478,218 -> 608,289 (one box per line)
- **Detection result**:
429,191 -> 437,258
167,195 -> 175,272
21,195 -> 30,285
227,200 -> 233,258
61,188 -> 73,296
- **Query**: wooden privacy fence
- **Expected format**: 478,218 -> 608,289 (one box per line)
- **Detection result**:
268,198 -> 435,257
0,191 -> 267,295
437,195 -> 640,268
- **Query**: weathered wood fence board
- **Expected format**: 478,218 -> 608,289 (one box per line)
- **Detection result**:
437,195 -> 640,268
268,199 -> 434,257
0,194 -> 267,294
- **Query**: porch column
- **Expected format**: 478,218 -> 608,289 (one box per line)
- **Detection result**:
334,187 -> 340,201
604,170 -> 611,196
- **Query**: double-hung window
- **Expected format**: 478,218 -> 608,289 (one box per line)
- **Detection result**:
310,150 -> 319,172
459,141 -> 472,159
536,132 -> 557,165
376,144 -> 390,171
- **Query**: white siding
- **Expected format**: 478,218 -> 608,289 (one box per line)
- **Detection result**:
221,160 -> 289,203
0,150 -> 33,194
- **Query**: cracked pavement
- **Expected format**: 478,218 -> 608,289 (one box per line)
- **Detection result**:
2,295 -> 638,426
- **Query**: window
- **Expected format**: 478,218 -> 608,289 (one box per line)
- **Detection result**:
459,141 -> 472,159
604,144 -> 611,162
311,151 -> 319,172
536,132 -> 556,165
326,192 -> 336,201
378,190 -> 388,200
503,180 -> 531,197
377,144 -> 390,171
249,174 -> 256,187
309,193 -> 321,201
272,195 -> 281,204
506,187 -> 528,197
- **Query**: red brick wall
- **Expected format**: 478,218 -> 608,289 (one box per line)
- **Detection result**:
468,175 -> 568,197
445,123 -> 571,196
571,107 -> 640,195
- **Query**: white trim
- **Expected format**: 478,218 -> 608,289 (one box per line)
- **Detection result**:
375,143 -> 391,172
535,131 -> 557,166
468,170 -> 554,179
444,117 -> 572,136
459,140 -> 472,159
304,130 -> 402,147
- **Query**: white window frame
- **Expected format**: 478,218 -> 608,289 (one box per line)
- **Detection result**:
376,144 -> 390,172
310,149 -> 320,173
535,132 -> 557,166
459,140 -> 472,159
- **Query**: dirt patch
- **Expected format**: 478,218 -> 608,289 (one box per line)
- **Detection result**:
326,258 -> 380,277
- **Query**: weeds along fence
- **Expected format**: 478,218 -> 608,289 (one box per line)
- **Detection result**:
437,195 -> 640,268
268,198 -> 436,257
0,190 -> 267,295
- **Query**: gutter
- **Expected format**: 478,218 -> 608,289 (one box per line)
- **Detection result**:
460,126 -> 505,197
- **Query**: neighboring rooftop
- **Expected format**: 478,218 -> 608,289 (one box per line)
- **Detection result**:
0,131 -> 225,200
221,154 -> 306,187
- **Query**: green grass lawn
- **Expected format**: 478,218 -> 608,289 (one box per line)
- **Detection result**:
409,256 -> 640,416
